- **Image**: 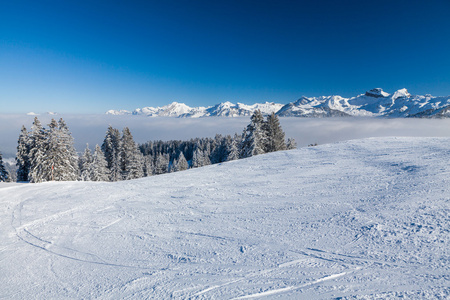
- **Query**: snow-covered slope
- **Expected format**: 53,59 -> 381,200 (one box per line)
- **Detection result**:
1,137 -> 449,299
107,89 -> 450,118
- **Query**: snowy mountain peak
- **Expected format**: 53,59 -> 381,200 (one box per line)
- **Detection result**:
365,88 -> 390,98
392,88 -> 411,100
106,88 -> 450,118
106,109 -> 131,115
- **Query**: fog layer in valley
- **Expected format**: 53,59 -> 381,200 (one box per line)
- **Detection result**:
1,114 -> 450,158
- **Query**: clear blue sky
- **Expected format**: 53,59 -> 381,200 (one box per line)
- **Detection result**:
1,0 -> 450,113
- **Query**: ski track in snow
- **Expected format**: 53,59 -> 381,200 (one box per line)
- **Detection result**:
231,271 -> 352,299
1,137 -> 450,299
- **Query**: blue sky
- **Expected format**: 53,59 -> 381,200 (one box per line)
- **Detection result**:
1,0 -> 450,113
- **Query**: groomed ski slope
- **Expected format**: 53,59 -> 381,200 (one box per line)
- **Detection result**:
1,137 -> 449,299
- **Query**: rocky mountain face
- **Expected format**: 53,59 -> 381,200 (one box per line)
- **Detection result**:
106,88 -> 450,118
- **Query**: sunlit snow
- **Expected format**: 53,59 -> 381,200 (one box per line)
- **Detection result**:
1,137 -> 449,299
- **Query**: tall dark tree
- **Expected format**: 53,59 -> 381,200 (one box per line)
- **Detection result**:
0,151 -> 9,182
120,127 -> 144,180
16,125 -> 30,182
102,126 -> 121,181
265,112 -> 286,152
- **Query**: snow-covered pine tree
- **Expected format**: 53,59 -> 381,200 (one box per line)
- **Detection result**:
47,118 -> 79,181
177,151 -> 189,171
0,151 -> 9,182
286,138 -> 297,150
5,162 -> 16,182
226,134 -> 241,161
170,157 -> 178,173
143,155 -> 154,177
210,134 -> 229,164
79,144 -> 92,181
120,127 -> 144,180
16,125 -> 31,182
29,117 -> 48,183
240,110 -> 267,158
109,148 -> 121,181
154,153 -> 169,175
60,118 -> 79,180
172,151 -> 188,172
265,112 -> 286,152
89,144 -> 110,181
191,142 -> 211,168
102,126 -> 121,181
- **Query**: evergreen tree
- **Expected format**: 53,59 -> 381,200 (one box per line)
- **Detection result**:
226,134 -> 240,161
240,110 -> 267,158
154,153 -> 169,175
265,112 -> 286,152
172,151 -> 189,172
177,151 -> 189,171
79,144 -> 92,181
191,142 -> 211,168
102,126 -> 121,181
58,118 -> 79,180
210,134 -> 229,164
16,125 -> 30,182
43,118 -> 79,181
29,117 -> 48,183
120,127 -> 144,180
89,144 -> 110,181
0,151 -> 9,182
143,155 -> 154,177
109,148 -> 121,181
286,138 -> 297,150
169,157 -> 177,173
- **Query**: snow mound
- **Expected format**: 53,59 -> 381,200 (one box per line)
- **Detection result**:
1,137 -> 449,299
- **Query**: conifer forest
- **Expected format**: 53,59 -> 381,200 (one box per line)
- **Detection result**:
5,111 -> 296,183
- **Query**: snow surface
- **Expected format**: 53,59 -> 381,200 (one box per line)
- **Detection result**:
1,137 -> 450,299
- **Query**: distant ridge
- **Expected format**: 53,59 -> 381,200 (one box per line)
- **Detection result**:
106,88 -> 450,118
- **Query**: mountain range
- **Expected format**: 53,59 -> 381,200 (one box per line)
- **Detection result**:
106,88 -> 450,118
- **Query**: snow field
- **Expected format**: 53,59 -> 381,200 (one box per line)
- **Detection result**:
0,137 -> 449,299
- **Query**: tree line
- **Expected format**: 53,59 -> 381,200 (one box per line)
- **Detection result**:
0,110 -> 296,183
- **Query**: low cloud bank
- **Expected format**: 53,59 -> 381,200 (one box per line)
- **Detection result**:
1,114 -> 450,158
